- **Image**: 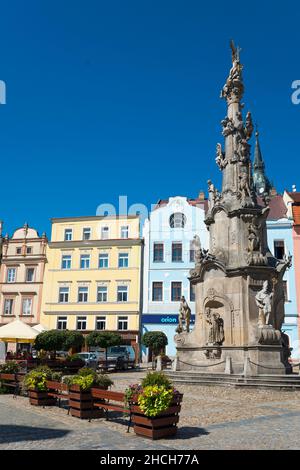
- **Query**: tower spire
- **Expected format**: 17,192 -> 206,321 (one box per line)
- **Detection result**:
253,130 -> 272,197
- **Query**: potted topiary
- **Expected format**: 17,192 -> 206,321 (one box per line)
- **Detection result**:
24,366 -> 56,406
125,372 -> 183,440
64,367 -> 113,419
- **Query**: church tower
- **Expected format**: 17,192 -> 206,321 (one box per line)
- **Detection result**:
253,130 -> 272,197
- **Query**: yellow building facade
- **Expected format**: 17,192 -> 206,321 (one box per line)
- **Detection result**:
40,215 -> 143,353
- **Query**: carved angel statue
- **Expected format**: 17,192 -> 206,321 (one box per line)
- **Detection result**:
255,281 -> 273,327
221,117 -> 235,137
177,296 -> 191,333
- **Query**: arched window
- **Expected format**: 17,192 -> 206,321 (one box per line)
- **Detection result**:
169,213 -> 186,228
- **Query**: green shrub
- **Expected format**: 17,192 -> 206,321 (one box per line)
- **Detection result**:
94,374 -> 113,389
0,361 -> 20,374
50,372 -> 63,382
63,371 -> 113,390
24,368 -> 52,391
66,354 -> 82,362
141,372 -> 172,389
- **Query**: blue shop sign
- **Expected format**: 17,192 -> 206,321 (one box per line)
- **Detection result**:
142,314 -> 195,325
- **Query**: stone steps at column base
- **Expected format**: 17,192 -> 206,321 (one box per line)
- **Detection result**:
165,372 -> 300,389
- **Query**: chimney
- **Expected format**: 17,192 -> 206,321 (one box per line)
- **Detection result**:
198,190 -> 205,201
270,187 -> 277,197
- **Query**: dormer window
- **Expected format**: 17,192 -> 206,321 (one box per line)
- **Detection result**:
169,213 -> 186,228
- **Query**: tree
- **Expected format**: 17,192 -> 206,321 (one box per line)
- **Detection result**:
86,331 -> 122,367
63,331 -> 85,352
34,330 -> 67,358
141,331 -> 168,368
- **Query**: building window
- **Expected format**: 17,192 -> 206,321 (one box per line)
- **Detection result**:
3,299 -> 14,316
152,282 -> 163,301
283,281 -> 289,302
169,213 -> 186,228
16,247 -> 22,255
64,229 -> 73,241
22,298 -> 32,316
26,268 -> 35,282
80,254 -> 90,269
59,287 -> 69,303
190,241 -> 195,262
118,253 -> 129,268
7,268 -> 16,283
172,243 -> 182,262
96,316 -> 106,330
171,282 -> 182,301
61,255 -> 72,270
121,226 -> 129,239
57,316 -> 67,330
118,316 -> 128,331
78,287 -> 88,303
97,286 -> 108,302
83,228 -> 91,240
190,283 -> 196,302
99,253 -> 109,268
26,246 -> 32,254
274,240 -> 285,260
77,316 -> 87,331
117,286 -> 128,302
153,243 -> 164,262
101,226 -> 109,239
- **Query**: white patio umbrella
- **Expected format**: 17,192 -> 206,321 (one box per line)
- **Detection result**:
0,319 -> 39,344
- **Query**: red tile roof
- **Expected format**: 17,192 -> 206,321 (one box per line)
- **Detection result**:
287,192 -> 300,203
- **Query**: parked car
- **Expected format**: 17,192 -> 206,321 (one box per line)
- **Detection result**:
107,345 -> 136,369
76,352 -> 100,369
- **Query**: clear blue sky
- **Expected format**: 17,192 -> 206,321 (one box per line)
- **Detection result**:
0,0 -> 299,236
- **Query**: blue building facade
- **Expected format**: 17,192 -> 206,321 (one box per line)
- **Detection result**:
142,196 -> 208,359
266,195 -> 299,359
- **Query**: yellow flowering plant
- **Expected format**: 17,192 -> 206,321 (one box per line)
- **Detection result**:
137,385 -> 174,417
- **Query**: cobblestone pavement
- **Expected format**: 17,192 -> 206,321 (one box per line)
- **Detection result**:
1,370 -> 300,450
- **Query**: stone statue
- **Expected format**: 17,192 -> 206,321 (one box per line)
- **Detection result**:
239,172 -> 251,204
255,281 -> 273,327
221,117 -> 235,137
215,143 -> 227,170
248,222 -> 260,252
205,308 -> 225,345
177,296 -> 191,333
207,179 -> 216,210
245,111 -> 254,140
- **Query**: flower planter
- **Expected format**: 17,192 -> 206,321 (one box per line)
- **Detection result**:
131,394 -> 183,440
28,389 -> 56,407
68,384 -> 104,419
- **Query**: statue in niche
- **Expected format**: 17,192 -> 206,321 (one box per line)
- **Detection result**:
239,172 -> 251,203
248,222 -> 261,253
205,308 -> 225,345
176,296 -> 191,333
255,281 -> 274,327
207,180 -> 216,210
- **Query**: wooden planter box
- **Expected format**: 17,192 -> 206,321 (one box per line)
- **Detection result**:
68,385 -> 104,419
28,389 -> 56,407
131,394 -> 183,440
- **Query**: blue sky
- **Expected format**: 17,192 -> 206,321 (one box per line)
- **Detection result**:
0,0 -> 299,236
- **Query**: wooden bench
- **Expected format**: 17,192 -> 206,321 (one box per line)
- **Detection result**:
0,373 -> 24,397
91,388 -> 132,432
46,380 -> 69,407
